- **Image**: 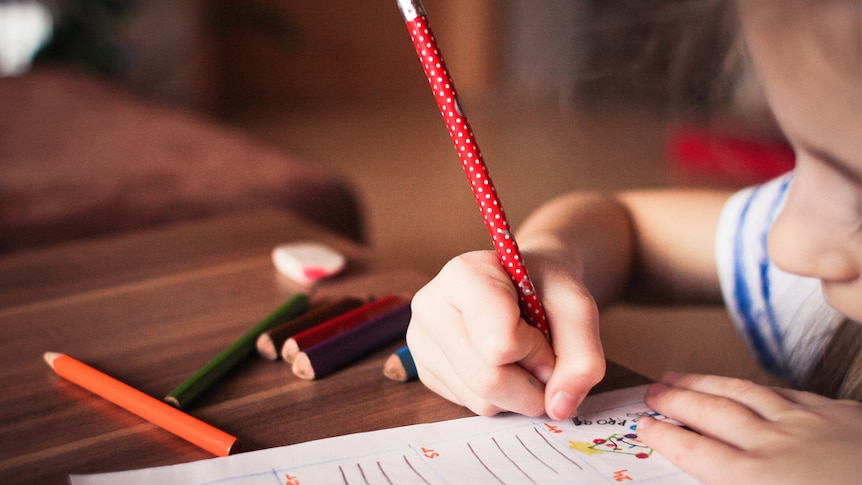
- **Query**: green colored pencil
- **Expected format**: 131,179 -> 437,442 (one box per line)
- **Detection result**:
165,293 -> 309,409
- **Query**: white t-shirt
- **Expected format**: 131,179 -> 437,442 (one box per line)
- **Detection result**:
715,172 -> 844,386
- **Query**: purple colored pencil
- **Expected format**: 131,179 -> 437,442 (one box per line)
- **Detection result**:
291,303 -> 411,380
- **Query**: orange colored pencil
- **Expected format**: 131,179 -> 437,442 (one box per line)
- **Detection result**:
44,352 -> 237,457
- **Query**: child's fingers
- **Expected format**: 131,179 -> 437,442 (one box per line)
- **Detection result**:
412,360 -> 465,408
768,386 -> 837,407
660,372 -> 797,420
541,281 -> 605,421
636,415 -> 744,484
643,381 -> 773,449
446,252 -> 533,364
407,308 -> 546,417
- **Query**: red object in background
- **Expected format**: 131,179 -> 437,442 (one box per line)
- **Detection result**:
668,128 -> 796,185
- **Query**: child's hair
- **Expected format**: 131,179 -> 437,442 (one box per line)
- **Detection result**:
804,319 -> 862,401
574,0 -> 781,138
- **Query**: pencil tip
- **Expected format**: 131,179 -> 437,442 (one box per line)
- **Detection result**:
383,353 -> 407,382
281,339 -> 299,364
291,353 -> 315,380
43,351 -> 60,368
256,334 -> 278,361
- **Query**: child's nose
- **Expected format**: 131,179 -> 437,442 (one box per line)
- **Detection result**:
768,188 -> 859,283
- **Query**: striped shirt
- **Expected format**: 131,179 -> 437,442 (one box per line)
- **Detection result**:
715,172 -> 844,386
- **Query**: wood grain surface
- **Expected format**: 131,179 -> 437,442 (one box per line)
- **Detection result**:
0,210 -> 647,484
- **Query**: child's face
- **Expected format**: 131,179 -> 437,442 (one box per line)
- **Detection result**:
738,0 -> 861,321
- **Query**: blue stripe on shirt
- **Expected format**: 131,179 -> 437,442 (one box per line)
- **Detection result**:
760,176 -> 793,359
732,176 -> 792,376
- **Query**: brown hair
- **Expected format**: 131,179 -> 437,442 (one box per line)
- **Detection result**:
804,319 -> 862,401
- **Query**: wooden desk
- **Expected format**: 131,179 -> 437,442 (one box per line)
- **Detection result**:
0,210 -> 648,484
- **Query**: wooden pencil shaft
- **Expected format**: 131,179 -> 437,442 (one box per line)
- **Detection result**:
165,293 -> 309,408
395,345 -> 417,381
383,345 -> 417,382
46,353 -> 236,457
296,303 -> 411,379
289,295 -> 403,350
258,297 -> 364,360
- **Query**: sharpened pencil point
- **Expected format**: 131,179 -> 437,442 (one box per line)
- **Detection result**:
291,353 -> 315,380
44,351 -> 60,368
383,346 -> 417,382
256,334 -> 278,361
383,353 -> 408,382
281,339 -> 299,363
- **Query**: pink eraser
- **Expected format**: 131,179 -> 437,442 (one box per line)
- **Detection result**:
271,242 -> 347,284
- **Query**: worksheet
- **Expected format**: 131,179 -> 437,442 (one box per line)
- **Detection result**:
71,385 -> 697,484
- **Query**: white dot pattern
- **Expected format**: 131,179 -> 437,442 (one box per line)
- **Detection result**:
405,15 -> 549,338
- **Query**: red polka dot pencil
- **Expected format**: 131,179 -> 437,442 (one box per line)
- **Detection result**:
396,0 -> 550,339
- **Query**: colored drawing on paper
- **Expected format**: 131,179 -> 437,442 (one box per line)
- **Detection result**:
569,410 -> 664,460
571,433 -> 652,459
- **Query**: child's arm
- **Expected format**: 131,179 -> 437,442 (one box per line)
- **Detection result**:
407,189 -> 732,420
517,189 -> 730,307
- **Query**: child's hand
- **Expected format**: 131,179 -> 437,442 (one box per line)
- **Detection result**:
407,250 -> 605,421
638,372 -> 862,485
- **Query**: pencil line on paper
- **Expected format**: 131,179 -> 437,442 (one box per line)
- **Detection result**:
375,461 -> 394,485
403,455 -> 432,485
357,462 -> 369,485
516,434 -> 558,474
467,442 -> 506,485
493,436 -> 536,484
531,426 -> 583,470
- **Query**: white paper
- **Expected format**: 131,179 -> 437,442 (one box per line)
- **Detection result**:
71,385 -> 696,484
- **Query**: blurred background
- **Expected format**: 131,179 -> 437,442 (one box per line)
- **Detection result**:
2,0 -> 793,385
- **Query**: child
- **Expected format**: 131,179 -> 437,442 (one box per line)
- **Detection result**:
405,0 -> 861,483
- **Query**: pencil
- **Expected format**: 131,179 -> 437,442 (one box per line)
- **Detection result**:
44,352 -> 237,456
292,303 -> 412,380
280,295 -> 405,364
165,293 -> 309,409
397,0 -> 550,339
255,296 -> 364,361
383,345 -> 418,382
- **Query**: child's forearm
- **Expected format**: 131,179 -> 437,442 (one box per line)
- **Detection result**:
516,191 -> 635,307
517,189 -> 730,306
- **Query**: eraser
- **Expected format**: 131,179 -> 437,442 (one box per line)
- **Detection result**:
271,242 -> 346,284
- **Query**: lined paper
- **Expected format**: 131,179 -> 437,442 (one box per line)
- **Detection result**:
71,385 -> 696,484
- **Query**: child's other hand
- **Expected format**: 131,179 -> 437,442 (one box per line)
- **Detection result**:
407,250 -> 605,421
638,372 -> 862,485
